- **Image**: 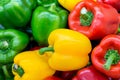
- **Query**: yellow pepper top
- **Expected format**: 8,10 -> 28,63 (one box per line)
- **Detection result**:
58,0 -> 82,11
40,29 -> 92,71
58,0 -> 96,12
12,50 -> 55,80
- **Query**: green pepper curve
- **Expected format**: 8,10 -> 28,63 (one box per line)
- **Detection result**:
0,0 -> 37,29
31,3 -> 68,46
0,29 -> 29,64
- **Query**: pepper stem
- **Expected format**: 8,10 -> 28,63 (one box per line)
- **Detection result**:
80,7 -> 93,26
2,65 -> 11,78
48,3 -> 57,13
0,40 -> 9,50
103,49 -> 120,70
103,53 -> 116,70
12,64 -> 24,77
39,47 -> 54,55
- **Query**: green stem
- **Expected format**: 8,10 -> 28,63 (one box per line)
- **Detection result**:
80,7 -> 93,26
48,3 -> 57,13
103,53 -> 116,70
12,64 -> 24,77
39,47 -> 54,55
103,49 -> 120,70
2,65 -> 11,78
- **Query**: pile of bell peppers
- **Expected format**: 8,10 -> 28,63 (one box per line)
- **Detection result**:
0,0 -> 120,80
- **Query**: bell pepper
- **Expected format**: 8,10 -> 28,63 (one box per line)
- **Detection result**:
91,34 -> 120,78
39,29 -> 92,71
58,0 -> 82,12
72,65 -> 108,80
0,29 -> 29,64
12,50 -> 56,80
37,0 -> 59,7
0,0 -> 37,29
96,0 -> 120,12
58,0 -> 96,12
68,0 -> 119,40
119,14 -> 120,23
31,4 -> 68,46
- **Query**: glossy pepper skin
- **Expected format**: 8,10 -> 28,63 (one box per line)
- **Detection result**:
31,4 -> 68,46
72,65 -> 108,80
39,29 -> 92,71
68,0 -> 119,40
37,0 -> 59,7
58,0 -> 82,11
12,50 -> 56,80
119,14 -> 120,24
91,35 -> 120,78
0,0 -> 37,29
97,0 -> 120,12
0,29 -> 29,64
58,0 -> 96,12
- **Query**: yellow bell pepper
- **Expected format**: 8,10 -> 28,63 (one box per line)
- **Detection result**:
39,29 -> 92,71
12,50 -> 55,80
58,0 -> 96,12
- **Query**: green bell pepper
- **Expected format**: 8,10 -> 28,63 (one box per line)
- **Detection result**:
37,0 -> 59,7
0,0 -> 37,29
31,4 -> 68,46
0,29 -> 29,64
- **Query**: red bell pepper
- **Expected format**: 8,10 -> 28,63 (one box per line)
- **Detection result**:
118,14 -> 120,24
91,34 -> 120,78
68,0 -> 119,40
72,65 -> 108,80
97,0 -> 120,12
